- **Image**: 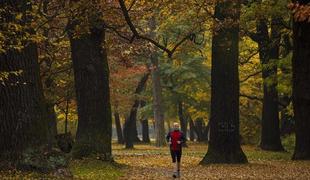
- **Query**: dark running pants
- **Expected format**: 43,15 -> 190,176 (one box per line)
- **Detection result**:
170,150 -> 182,163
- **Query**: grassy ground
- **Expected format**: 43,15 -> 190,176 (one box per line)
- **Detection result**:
1,139 -> 310,179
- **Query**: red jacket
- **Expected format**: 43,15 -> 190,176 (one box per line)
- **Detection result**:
166,130 -> 186,151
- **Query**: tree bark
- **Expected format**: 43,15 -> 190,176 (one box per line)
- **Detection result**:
200,0 -> 247,164
46,103 -> 58,149
0,1 -> 49,162
256,17 -> 284,151
189,118 -> 195,141
68,14 -> 112,159
0,43 -> 49,160
123,73 -> 149,148
133,119 -> 141,142
291,1 -> 310,160
148,16 -> 165,147
148,16 -> 166,147
151,54 -> 166,147
140,101 -> 150,143
178,101 -> 188,141
114,111 -> 124,144
194,118 -> 207,142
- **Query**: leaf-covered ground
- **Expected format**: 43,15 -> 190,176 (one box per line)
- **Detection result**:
1,142 -> 310,179
114,143 -> 310,179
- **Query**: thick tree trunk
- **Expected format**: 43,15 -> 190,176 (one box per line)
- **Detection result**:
123,73 -> 149,148
68,19 -> 112,159
114,111 -> 124,144
0,45 -> 48,159
0,1 -> 49,162
140,101 -> 150,143
292,2 -> 310,160
256,18 -> 284,151
151,54 -> 166,147
200,0 -> 247,164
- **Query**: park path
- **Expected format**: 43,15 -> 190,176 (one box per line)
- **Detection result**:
113,145 -> 310,180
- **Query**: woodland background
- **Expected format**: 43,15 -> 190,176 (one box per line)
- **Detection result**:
0,0 -> 310,179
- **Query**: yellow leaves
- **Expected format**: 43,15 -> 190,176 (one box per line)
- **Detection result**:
15,13 -> 23,20
0,70 -> 23,85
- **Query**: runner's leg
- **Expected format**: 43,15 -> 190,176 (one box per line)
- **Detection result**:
176,150 -> 182,177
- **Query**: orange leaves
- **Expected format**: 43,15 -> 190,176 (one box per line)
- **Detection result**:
288,3 -> 310,22
114,143 -> 310,179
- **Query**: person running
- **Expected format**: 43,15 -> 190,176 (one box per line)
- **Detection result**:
166,122 -> 186,178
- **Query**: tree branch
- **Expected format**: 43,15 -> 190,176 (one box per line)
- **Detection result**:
240,70 -> 262,83
239,93 -> 263,101
118,0 -> 195,58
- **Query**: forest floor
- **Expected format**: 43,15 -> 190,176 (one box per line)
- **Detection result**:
2,141 -> 310,179
114,142 -> 310,180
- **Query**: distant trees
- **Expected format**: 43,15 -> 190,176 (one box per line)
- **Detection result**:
114,111 -> 124,144
123,73 -> 149,148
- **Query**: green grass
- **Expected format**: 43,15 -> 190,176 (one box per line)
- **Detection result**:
0,159 -> 123,180
245,134 -> 295,161
282,134 -> 295,152
69,159 -> 123,180
244,147 -> 292,161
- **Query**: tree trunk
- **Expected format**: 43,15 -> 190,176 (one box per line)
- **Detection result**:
0,44 -> 49,160
0,1 -> 49,162
256,18 -> 284,151
151,54 -> 166,147
178,102 -> 188,147
114,111 -> 124,144
123,73 -> 149,148
141,119 -> 150,143
178,101 -> 188,141
133,120 -> 141,142
68,16 -> 112,159
46,103 -> 58,149
148,17 -> 166,147
279,32 -> 294,136
291,1 -> 310,160
200,0 -> 247,164
194,118 -> 206,142
189,119 -> 195,141
140,101 -> 150,143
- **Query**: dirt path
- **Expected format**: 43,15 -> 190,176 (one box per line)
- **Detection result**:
113,145 -> 310,180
